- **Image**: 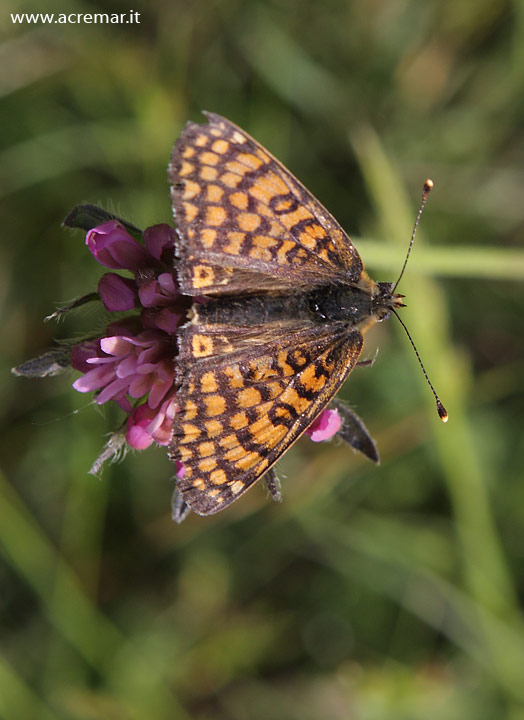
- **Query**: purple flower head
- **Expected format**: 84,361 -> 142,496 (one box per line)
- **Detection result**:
86,221 -> 153,271
69,219 -> 187,469
305,408 -> 342,442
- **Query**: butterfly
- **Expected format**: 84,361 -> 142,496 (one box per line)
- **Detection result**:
167,112 -> 443,518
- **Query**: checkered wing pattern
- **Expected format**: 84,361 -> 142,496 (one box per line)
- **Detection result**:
169,113 -> 363,296
170,320 -> 363,515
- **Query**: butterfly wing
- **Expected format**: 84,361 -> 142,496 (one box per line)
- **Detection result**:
169,113 -> 363,296
169,317 -> 363,515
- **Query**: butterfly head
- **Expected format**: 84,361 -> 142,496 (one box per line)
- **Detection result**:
371,281 -> 406,322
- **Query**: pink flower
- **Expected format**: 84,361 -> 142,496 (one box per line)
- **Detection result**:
305,408 -> 342,442
86,221 -> 153,270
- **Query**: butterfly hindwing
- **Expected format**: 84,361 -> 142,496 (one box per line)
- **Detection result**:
169,113 -> 363,296
169,319 -> 363,515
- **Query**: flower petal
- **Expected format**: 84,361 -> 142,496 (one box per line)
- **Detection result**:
128,374 -> 153,399
147,379 -> 172,409
100,336 -> 133,356
98,273 -> 138,311
126,423 -> 155,450
126,403 -> 156,449
72,365 -> 115,393
96,376 -> 131,405
115,355 -> 138,378
305,408 -> 342,442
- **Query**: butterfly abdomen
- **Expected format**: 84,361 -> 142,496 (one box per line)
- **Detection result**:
195,294 -> 309,326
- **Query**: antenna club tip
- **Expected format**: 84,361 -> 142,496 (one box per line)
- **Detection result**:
437,400 -> 448,423
422,178 -> 434,199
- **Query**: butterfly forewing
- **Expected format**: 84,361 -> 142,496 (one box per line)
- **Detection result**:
169,113 -> 363,296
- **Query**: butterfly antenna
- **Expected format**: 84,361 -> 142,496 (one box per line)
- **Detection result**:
392,309 -> 448,422
390,179 -> 447,422
393,179 -> 433,292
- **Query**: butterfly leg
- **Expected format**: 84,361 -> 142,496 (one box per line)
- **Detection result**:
264,468 -> 282,503
356,349 -> 378,368
171,486 -> 192,524
332,401 -> 380,464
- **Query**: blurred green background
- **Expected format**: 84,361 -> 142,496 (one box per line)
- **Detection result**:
2,0 -> 524,718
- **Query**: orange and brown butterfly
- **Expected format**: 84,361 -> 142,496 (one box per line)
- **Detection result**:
167,112 -> 442,519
